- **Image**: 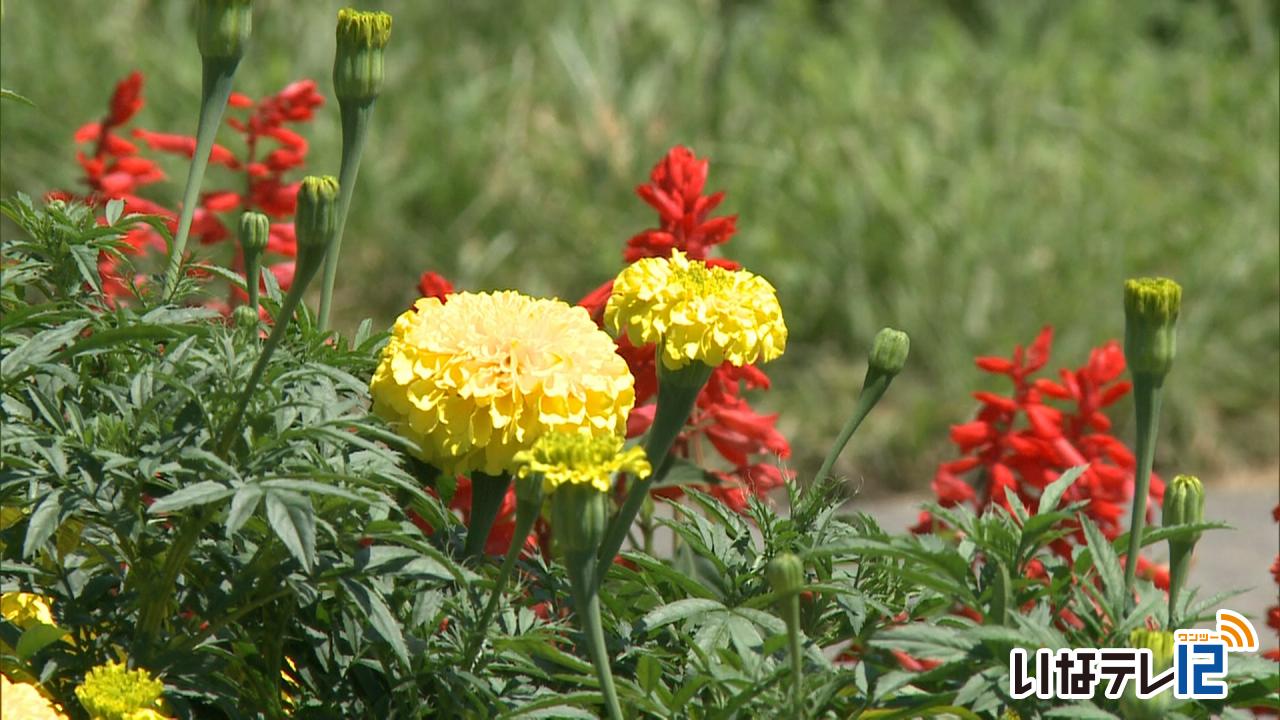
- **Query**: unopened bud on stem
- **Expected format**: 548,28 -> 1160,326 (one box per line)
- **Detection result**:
294,176 -> 339,284
197,0 -> 253,64
868,327 -> 910,379
334,9 -> 392,104
1123,277 -> 1181,381
767,553 -> 804,599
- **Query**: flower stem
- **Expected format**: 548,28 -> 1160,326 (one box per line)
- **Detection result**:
780,589 -> 804,718
164,62 -> 238,297
567,550 -> 623,720
814,369 -> 893,487
215,282 -> 309,457
1167,548 -> 1191,627
317,101 -> 374,330
1123,374 -> 1163,601
597,362 -> 711,575
464,473 -> 511,559
463,496 -> 539,668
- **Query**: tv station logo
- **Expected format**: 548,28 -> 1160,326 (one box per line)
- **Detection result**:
1009,609 -> 1259,701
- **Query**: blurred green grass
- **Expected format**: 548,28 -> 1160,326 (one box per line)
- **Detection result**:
2,0 -> 1277,492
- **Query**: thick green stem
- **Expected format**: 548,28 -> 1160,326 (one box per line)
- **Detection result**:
597,362 -> 712,573
215,282 -> 311,457
1167,548 -> 1192,627
464,473 -> 511,559
164,62 -> 239,296
781,590 -> 804,717
317,101 -> 374,330
1123,374 -> 1163,600
463,497 -> 540,668
244,255 -> 261,312
814,370 -> 892,486
136,506 -> 213,658
568,551 -> 623,720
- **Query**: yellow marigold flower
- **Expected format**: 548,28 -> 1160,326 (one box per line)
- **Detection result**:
1,673 -> 67,720
370,291 -> 636,476
1,591 -> 55,628
74,662 -> 169,720
605,250 -> 787,370
514,432 -> 651,494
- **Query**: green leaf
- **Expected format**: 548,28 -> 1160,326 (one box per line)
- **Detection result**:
1038,465 -> 1086,515
265,490 -> 316,572
0,88 -> 34,106
635,598 -> 725,635
15,622 -> 69,660
224,485 -> 263,538
22,489 -> 62,558
148,481 -> 234,514
340,578 -> 410,668
1,319 -> 91,383
636,653 -> 662,693
1079,516 -> 1124,614
104,198 -> 125,225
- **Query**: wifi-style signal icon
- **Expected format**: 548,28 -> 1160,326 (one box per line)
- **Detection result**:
1216,609 -> 1259,652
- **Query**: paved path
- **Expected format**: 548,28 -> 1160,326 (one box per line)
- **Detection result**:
852,472 -> 1280,639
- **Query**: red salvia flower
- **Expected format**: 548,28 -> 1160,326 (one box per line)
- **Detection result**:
920,327 -> 1166,574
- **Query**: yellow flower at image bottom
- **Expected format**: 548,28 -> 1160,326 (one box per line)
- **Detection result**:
370,291 -> 637,476
74,661 -> 171,720
605,250 -> 786,370
1,673 -> 67,720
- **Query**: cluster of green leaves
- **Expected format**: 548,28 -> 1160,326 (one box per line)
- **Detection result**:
1,196 -> 1274,718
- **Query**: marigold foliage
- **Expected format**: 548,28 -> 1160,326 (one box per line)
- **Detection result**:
514,432 -> 650,494
370,291 -> 636,475
74,662 -> 169,720
605,250 -> 787,370
1,674 -> 67,720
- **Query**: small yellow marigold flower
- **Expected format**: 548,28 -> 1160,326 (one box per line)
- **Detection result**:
605,250 -> 787,370
1,673 -> 67,720
0,591 -> 55,628
74,662 -> 169,720
370,291 -> 636,476
514,432 -> 651,494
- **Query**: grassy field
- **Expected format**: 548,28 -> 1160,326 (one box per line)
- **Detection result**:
2,0 -> 1276,492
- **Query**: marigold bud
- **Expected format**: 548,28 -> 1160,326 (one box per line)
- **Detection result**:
232,305 -> 259,329
238,211 -> 270,256
197,0 -> 253,64
1123,277 -> 1181,379
1120,629 -> 1175,719
1163,474 -> 1205,540
868,327 -> 910,378
551,484 -> 607,558
295,176 -> 339,259
767,553 -> 804,598
333,8 -> 392,103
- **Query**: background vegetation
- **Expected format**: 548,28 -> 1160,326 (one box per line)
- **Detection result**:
2,0 -> 1276,491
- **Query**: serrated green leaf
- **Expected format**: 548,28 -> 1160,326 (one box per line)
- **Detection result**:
1079,516 -> 1124,616
224,484 -> 263,538
22,489 -> 62,558
1038,465 -> 1087,515
340,578 -> 410,668
636,598 -> 725,635
15,622 -> 68,659
148,481 -> 233,514
265,490 -> 315,572
0,88 -> 34,106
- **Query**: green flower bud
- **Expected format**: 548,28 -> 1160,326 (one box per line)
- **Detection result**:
238,211 -> 270,256
513,474 -> 545,520
767,553 -> 804,598
1163,474 -> 1205,541
295,175 -> 339,264
232,304 -> 259,329
1120,629 -> 1176,719
551,484 -> 607,558
197,0 -> 253,64
1123,277 -> 1181,380
868,327 -> 910,378
333,8 -> 392,104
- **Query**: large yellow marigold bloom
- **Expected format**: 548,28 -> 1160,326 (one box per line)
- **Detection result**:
605,250 -> 787,370
370,291 -> 636,475
514,432 -> 651,494
1,674 -> 67,720
74,661 -> 170,720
